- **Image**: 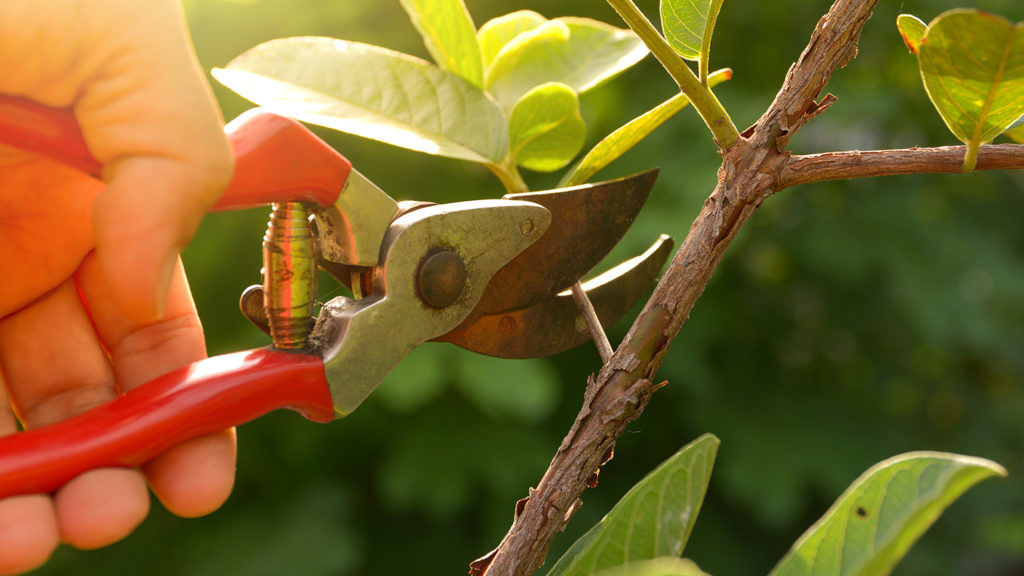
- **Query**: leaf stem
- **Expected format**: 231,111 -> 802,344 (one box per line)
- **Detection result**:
487,159 -> 530,194
606,0 -> 739,149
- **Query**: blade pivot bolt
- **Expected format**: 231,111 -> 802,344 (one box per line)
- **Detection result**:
418,250 -> 467,309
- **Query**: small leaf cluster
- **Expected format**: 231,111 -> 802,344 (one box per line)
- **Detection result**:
214,1 -> 667,192
898,10 -> 1024,172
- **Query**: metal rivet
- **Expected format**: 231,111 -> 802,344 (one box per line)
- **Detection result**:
520,219 -> 537,236
418,250 -> 467,308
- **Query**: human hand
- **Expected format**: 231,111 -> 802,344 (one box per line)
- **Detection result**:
0,0 -> 236,572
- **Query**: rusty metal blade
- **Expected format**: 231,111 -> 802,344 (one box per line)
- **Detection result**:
471,169 -> 658,317
436,235 -> 674,358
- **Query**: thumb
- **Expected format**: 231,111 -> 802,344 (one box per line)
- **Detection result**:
92,156 -> 219,322
70,0 -> 232,323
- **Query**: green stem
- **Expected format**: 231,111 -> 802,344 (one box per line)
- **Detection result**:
486,158 -> 529,194
606,0 -> 739,149
962,141 -> 980,174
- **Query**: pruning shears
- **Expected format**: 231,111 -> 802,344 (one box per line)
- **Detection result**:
0,95 -> 672,498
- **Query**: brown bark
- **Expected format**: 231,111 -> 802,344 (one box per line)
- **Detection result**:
478,1 -> 1024,575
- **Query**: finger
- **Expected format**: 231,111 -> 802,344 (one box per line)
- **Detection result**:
76,0 -> 232,323
0,370 -> 58,575
0,279 -> 150,549
0,155 -> 100,318
0,0 -> 232,323
77,253 -> 237,518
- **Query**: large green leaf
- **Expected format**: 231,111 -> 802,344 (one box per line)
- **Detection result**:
509,83 -> 586,172
917,9 -> 1024,171
399,0 -> 483,88
769,452 -> 1006,576
561,68 -> 732,187
896,14 -> 927,55
213,37 -> 507,164
660,0 -> 724,67
485,17 -> 648,110
546,434 -> 719,576
478,10 -> 547,69
591,558 -> 709,576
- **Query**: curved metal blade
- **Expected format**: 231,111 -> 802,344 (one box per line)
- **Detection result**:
436,235 -> 674,358
470,169 -> 659,317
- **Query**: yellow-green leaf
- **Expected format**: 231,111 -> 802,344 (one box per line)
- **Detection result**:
591,558 -> 709,576
546,435 -> 719,576
485,17 -> 647,110
896,14 -> 927,55
769,452 -> 1006,576
1005,123 -> 1024,143
917,9 -> 1024,171
213,37 -> 507,164
399,0 -> 483,88
508,83 -> 586,172
660,0 -> 725,66
478,10 -> 546,69
561,68 -> 732,187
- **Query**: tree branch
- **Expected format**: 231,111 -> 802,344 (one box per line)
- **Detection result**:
478,2 -> 894,575
779,144 -> 1024,188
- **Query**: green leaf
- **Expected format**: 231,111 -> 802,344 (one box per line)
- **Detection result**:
508,83 -> 586,172
213,37 -> 507,164
1005,123 -> 1024,143
546,434 -> 719,576
591,558 -> 709,576
561,68 -> 732,187
917,9 -> 1024,172
660,0 -> 725,68
399,0 -> 483,88
769,452 -> 1007,576
896,14 -> 927,55
485,17 -> 648,110
478,10 -> 547,69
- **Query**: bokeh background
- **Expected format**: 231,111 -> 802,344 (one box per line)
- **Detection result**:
33,0 -> 1024,574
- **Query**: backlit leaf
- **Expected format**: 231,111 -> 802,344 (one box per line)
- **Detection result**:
660,0 -> 725,64
917,9 -> 1024,171
896,14 -> 927,55
769,452 -> 1006,576
591,558 -> 709,576
1005,124 -> 1024,143
509,83 -> 586,172
214,37 -> 507,164
561,68 -> 732,187
546,435 -> 719,576
399,0 -> 483,87
485,17 -> 647,110
478,10 -> 547,69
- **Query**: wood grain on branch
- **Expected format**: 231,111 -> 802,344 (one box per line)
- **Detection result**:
475,2 -> 1019,575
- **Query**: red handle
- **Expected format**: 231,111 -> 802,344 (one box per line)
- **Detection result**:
0,349 -> 335,498
0,95 -> 352,209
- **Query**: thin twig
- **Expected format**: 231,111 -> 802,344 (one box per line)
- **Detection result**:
569,282 -> 613,363
779,144 -> 1024,188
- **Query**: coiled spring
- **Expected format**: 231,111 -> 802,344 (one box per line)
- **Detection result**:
262,202 -> 317,349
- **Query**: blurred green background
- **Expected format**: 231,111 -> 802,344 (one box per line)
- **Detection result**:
34,1 -> 1024,574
